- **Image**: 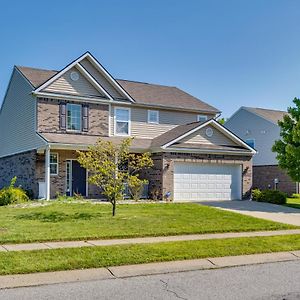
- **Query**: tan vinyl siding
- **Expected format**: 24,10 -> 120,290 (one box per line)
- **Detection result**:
110,105 -> 214,138
0,68 -> 45,158
44,67 -> 104,97
180,125 -> 237,146
79,58 -> 124,99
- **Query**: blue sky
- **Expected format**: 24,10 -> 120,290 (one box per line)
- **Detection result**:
0,0 -> 300,117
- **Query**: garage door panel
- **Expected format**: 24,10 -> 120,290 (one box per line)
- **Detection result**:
174,162 -> 242,201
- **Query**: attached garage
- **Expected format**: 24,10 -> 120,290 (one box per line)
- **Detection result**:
173,162 -> 242,201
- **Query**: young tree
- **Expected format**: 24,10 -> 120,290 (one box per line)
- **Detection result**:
217,117 -> 227,125
272,98 -> 300,182
77,138 -> 153,216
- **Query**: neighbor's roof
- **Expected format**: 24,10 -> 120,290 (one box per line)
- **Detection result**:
16,66 -> 220,113
243,107 -> 287,124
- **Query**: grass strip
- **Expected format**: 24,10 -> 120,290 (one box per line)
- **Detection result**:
0,234 -> 300,275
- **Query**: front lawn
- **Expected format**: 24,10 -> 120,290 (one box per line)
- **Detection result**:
286,197 -> 300,209
0,234 -> 300,275
0,202 -> 294,244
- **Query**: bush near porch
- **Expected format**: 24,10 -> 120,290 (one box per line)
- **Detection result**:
0,202 -> 294,244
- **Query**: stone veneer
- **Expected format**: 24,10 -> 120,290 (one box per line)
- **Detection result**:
253,165 -> 297,195
0,150 -> 38,196
145,152 -> 253,201
37,97 -> 109,136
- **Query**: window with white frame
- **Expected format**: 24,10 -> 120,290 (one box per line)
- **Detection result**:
246,139 -> 255,149
197,115 -> 207,122
50,153 -> 58,175
115,107 -> 130,135
67,103 -> 82,131
148,110 -> 159,124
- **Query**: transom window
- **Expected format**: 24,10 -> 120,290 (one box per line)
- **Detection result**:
115,107 -> 130,136
197,115 -> 207,122
246,139 -> 255,149
148,110 -> 159,124
50,153 -> 58,175
67,104 -> 82,131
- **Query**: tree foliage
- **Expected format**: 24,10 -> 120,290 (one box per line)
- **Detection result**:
77,138 -> 153,216
217,117 -> 227,125
272,98 -> 300,182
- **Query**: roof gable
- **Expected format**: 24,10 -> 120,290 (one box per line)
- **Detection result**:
242,107 -> 287,124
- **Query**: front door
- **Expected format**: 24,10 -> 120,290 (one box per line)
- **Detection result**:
66,160 -> 87,197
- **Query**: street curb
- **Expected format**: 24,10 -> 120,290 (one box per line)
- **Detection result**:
0,250 -> 299,290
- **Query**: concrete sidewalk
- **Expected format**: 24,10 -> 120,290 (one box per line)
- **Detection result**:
1,250 -> 300,289
1,229 -> 300,252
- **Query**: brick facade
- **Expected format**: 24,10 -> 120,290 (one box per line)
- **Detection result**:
0,150 -> 38,196
253,165 -> 297,195
37,98 -> 109,136
144,152 -> 252,201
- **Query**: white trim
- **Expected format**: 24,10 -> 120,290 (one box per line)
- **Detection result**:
162,119 -> 257,153
148,110 -> 159,124
66,103 -> 82,132
50,152 -> 59,176
76,63 -> 114,100
34,52 -> 91,92
45,146 -> 51,200
113,106 -> 131,136
108,103 -> 112,136
197,114 -> 207,122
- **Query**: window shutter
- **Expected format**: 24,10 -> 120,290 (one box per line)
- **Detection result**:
60,102 -> 66,131
82,105 -> 89,132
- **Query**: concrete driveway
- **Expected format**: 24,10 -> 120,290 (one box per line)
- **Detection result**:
199,200 -> 300,226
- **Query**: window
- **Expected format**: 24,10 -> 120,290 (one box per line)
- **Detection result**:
197,115 -> 207,122
148,110 -> 159,124
50,153 -> 58,175
246,139 -> 255,149
115,107 -> 130,135
67,104 -> 82,131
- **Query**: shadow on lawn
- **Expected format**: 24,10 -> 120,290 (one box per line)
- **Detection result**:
15,211 -> 101,222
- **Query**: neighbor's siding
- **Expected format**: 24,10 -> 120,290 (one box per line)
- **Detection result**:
225,108 -> 280,165
110,105 -> 215,138
79,58 -> 124,99
44,66 -> 103,98
180,124 -> 237,146
0,68 -> 45,158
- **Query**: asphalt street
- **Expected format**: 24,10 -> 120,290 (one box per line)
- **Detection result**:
1,261 -> 300,299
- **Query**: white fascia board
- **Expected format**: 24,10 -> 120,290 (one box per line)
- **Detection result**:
162,119 -> 257,154
86,53 -> 135,103
34,52 -> 90,93
75,63 -> 114,100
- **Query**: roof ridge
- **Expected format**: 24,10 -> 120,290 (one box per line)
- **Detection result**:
243,106 -> 287,113
16,65 -> 59,73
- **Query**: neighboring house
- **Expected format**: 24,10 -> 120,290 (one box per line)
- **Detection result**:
0,52 -> 255,201
225,106 -> 298,195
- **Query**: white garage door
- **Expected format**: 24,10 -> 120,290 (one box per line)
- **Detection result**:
174,162 -> 242,201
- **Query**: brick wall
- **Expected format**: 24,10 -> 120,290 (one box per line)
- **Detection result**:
0,150 -> 38,196
155,152 -> 252,201
37,98 -> 109,136
253,165 -> 297,195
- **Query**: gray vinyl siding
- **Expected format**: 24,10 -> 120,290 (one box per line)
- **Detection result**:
110,105 -> 214,138
79,58 -> 124,99
181,125 -> 237,146
0,68 -> 45,158
225,108 -> 279,165
44,66 -> 103,97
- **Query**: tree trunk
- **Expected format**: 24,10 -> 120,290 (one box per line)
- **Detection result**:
112,198 -> 116,216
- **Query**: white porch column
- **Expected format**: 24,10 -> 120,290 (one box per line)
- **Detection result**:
45,145 -> 51,200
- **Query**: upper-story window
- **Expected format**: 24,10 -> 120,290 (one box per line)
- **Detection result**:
197,115 -> 207,122
114,107 -> 130,136
50,153 -> 58,175
148,110 -> 159,124
246,139 -> 255,149
67,104 -> 82,131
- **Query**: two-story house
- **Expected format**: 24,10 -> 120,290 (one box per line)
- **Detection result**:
225,106 -> 298,195
0,52 -> 255,201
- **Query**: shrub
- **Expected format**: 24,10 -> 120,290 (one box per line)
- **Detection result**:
0,177 -> 29,206
252,189 -> 287,205
291,193 -> 300,199
128,176 -> 147,201
252,189 -> 262,201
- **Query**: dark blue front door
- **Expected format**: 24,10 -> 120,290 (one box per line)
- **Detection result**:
72,161 -> 86,196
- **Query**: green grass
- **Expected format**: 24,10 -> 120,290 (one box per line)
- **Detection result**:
286,197 -> 300,209
0,234 -> 300,275
0,202 -> 295,244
